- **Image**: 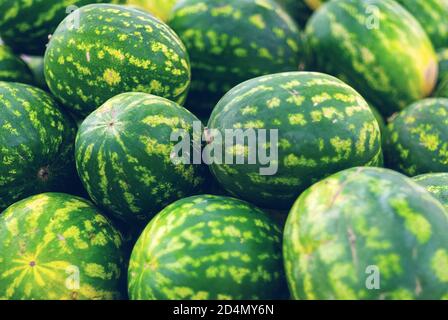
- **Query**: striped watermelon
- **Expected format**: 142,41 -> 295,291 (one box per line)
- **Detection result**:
0,45 -> 33,84
75,92 -> 206,232
128,195 -> 287,300
276,0 -> 327,27
435,48 -> 448,98
44,4 -> 191,118
208,72 -> 382,210
306,0 -> 438,116
414,173 -> 448,209
126,0 -> 178,21
0,0 -> 124,56
395,0 -> 448,50
284,167 -> 448,300
0,193 -> 126,300
386,98 -> 448,176
168,0 -> 304,114
0,81 -> 79,210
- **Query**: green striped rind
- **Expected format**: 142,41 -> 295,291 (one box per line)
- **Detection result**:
0,0 -> 123,55
435,48 -> 448,98
414,173 -> 448,209
168,0 -> 304,114
0,193 -> 125,300
208,72 -> 382,209
0,45 -> 33,84
276,0 -> 327,27
0,81 -> 79,210
306,0 -> 438,116
45,4 -> 191,118
75,92 -> 206,230
395,0 -> 448,50
385,98 -> 448,176
284,167 -> 448,300
128,195 -> 287,300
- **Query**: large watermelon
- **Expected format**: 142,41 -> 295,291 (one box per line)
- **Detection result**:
0,193 -> 126,300
44,4 -> 191,118
128,195 -> 287,300
395,0 -> 448,50
414,173 -> 448,209
435,48 -> 448,98
208,72 -> 382,210
0,81 -> 79,210
0,0 -> 124,56
168,0 -> 304,115
126,0 -> 178,21
306,0 -> 438,116
385,98 -> 448,176
75,92 -> 206,232
284,167 -> 448,300
0,45 -> 34,84
276,0 -> 327,27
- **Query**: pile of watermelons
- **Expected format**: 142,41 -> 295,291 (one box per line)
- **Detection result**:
0,0 -> 447,300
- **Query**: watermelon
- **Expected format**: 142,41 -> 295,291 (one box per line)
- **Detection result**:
0,0 -> 124,56
276,0 -> 327,27
414,173 -> 448,209
0,193 -> 126,300
44,4 -> 191,118
168,0 -> 304,115
284,167 -> 448,300
0,45 -> 34,84
126,0 -> 178,21
128,195 -> 287,300
395,0 -> 448,50
385,98 -> 448,176
75,92 -> 206,232
0,81 -> 79,210
435,48 -> 448,98
208,72 -> 382,210
306,0 -> 438,116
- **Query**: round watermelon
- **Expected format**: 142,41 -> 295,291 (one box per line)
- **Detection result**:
284,167 -> 448,300
385,98 -> 448,176
44,3 -> 191,118
126,0 -> 178,21
0,45 -> 33,84
276,0 -> 327,27
208,71 -> 383,210
168,0 -> 305,115
435,48 -> 448,98
0,81 -> 79,210
75,92 -> 206,232
128,195 -> 287,300
0,193 -> 126,300
413,173 -> 448,209
306,0 -> 438,116
395,0 -> 448,50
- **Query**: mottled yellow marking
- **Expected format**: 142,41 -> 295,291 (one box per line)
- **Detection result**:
102,68 -> 121,86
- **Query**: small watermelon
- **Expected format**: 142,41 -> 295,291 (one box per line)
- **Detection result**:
435,48 -> 448,98
128,195 -> 287,300
306,0 -> 438,116
385,98 -> 448,176
44,4 -> 191,118
284,167 -> 448,300
0,81 -> 79,210
0,45 -> 33,84
208,72 -> 382,210
395,0 -> 448,50
276,0 -> 327,27
413,173 -> 448,209
168,0 -> 305,115
75,92 -> 206,232
0,0 -> 124,55
126,0 -> 178,21
0,193 -> 126,300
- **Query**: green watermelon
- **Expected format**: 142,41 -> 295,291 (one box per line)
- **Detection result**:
306,0 -> 438,116
168,0 -> 304,115
414,173 -> 448,209
0,0 -> 124,56
44,4 -> 191,118
75,92 -> 206,232
435,48 -> 448,98
128,195 -> 287,300
395,0 -> 448,50
0,45 -> 34,84
284,167 -> 448,300
276,0 -> 327,27
0,81 -> 79,210
0,193 -> 126,300
208,71 -> 382,210
386,98 -> 448,176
